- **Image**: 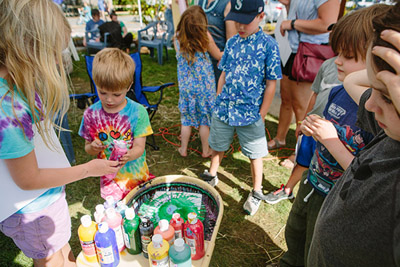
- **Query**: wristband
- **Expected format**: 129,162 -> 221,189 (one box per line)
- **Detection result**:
291,19 -> 296,30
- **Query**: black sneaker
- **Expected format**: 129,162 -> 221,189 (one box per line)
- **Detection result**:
265,184 -> 294,204
199,170 -> 218,187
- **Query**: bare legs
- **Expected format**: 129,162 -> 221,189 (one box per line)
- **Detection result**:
178,125 -> 212,157
178,125 -> 191,157
250,158 -> 263,192
33,243 -> 75,267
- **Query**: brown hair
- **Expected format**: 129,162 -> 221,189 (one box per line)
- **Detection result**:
371,1 -> 400,73
92,48 -> 135,92
330,4 -> 391,62
176,6 -> 209,65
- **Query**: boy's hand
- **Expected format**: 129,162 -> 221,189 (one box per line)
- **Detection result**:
90,139 -> 107,154
301,114 -> 338,144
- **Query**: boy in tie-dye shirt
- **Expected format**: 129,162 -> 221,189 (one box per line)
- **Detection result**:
79,48 -> 153,201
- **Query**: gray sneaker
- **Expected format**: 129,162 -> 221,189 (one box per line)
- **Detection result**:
265,184 -> 294,204
243,190 -> 262,216
199,170 -> 218,187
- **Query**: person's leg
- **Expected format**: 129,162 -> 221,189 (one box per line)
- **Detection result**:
250,157 -> 263,192
291,81 -> 313,123
209,150 -> 225,176
285,164 -> 307,193
178,125 -> 192,157
34,243 -> 75,267
268,75 -> 295,148
199,125 -> 212,158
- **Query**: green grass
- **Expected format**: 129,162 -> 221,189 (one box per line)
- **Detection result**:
0,49 -> 298,266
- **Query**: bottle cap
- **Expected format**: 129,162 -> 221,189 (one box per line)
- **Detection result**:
125,208 -> 135,220
80,215 -> 92,228
114,139 -> 127,149
105,196 -> 115,208
172,213 -> 181,221
159,219 -> 169,232
187,212 -> 198,224
98,222 -> 109,233
174,238 -> 185,252
95,204 -> 105,214
152,234 -> 163,248
105,208 -> 116,219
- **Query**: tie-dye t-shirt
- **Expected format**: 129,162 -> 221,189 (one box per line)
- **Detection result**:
79,98 -> 153,201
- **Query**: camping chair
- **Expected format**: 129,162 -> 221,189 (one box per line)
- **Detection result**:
85,29 -> 110,55
128,52 -> 174,150
137,20 -> 174,65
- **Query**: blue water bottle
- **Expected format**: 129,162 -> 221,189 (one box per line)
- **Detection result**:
94,222 -> 120,267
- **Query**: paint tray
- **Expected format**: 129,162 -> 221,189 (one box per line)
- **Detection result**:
77,175 -> 224,266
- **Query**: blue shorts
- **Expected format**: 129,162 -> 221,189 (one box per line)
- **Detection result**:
209,115 -> 268,159
0,191 -> 71,259
295,134 -> 316,168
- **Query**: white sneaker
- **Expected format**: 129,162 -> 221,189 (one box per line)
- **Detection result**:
199,170 -> 219,187
243,190 -> 261,216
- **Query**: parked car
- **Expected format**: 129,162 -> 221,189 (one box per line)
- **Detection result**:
264,0 -> 283,23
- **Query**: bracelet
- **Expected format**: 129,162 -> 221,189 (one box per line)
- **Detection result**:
291,19 -> 296,30
297,120 -> 303,125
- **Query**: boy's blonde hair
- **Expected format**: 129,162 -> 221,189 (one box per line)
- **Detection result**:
176,6 -> 209,65
330,4 -> 391,62
0,0 -> 71,147
93,48 -> 135,92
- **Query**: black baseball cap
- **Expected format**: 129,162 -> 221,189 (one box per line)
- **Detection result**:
225,0 -> 264,24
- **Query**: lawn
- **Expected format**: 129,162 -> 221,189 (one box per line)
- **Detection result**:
0,49 -> 298,266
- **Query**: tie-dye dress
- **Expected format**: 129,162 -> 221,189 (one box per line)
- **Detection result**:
79,98 -> 153,201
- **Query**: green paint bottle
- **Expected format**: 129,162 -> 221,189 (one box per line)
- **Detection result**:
122,207 -> 142,255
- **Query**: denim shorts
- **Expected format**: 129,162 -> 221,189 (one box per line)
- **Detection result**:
0,191 -> 71,259
209,115 -> 268,159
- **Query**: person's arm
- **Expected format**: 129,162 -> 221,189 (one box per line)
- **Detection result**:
207,32 -> 223,61
260,80 -> 277,119
343,69 -> 370,105
119,137 -> 146,167
373,29 -> 400,114
224,1 -> 236,40
5,151 -> 119,190
280,0 -> 339,36
296,92 -> 317,137
217,71 -> 226,96
300,114 -> 354,170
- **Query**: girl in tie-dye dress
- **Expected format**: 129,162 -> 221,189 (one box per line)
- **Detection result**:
175,6 -> 223,157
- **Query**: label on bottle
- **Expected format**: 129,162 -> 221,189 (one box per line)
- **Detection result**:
141,235 -> 151,254
122,228 -> 131,249
151,257 -> 169,267
97,245 -> 115,264
169,261 -> 178,267
186,238 -> 196,255
112,226 -> 125,250
80,240 -> 96,257
174,230 -> 182,240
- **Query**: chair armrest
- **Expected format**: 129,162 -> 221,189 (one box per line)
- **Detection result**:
142,83 -> 174,93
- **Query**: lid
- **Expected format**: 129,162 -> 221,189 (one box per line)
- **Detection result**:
125,208 -> 135,220
105,208 -> 116,219
174,238 -> 185,252
114,139 -> 127,149
105,196 -> 115,208
95,204 -> 105,213
172,213 -> 181,221
98,222 -> 109,233
159,219 -> 169,232
80,215 -> 92,228
187,212 -> 197,224
152,234 -> 163,248
117,201 -> 127,209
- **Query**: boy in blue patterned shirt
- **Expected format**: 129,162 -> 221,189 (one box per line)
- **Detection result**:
200,0 -> 282,215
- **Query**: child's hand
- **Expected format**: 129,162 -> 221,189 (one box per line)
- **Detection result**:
301,114 -> 338,144
90,139 -> 107,153
85,159 -> 120,178
119,149 -> 134,168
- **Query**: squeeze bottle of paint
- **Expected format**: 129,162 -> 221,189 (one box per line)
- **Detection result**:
170,213 -> 184,240
102,208 -> 125,252
78,215 -> 98,263
122,207 -> 142,255
105,140 -> 127,179
154,219 -> 175,246
169,238 -> 192,267
94,222 -> 120,267
184,212 -> 205,260
115,201 -> 128,217
139,216 -> 154,258
94,204 -> 106,224
148,234 -> 170,267
103,196 -> 116,210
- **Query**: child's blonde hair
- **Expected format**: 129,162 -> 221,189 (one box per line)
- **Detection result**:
0,0 -> 71,147
93,48 -> 135,92
176,6 -> 209,65
330,4 -> 391,62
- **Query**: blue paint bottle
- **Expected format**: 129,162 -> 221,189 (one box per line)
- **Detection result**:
94,222 -> 120,267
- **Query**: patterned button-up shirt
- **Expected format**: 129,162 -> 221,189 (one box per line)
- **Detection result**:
215,27 -> 282,126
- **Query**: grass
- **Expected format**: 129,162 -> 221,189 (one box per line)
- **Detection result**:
0,49 -> 298,266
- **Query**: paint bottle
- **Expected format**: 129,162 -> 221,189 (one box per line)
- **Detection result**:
122,207 -> 142,255
94,222 -> 120,267
139,216 -> 154,258
94,204 -> 106,224
169,238 -> 192,267
103,196 -> 116,210
148,234 -> 169,267
184,212 -> 205,260
115,201 -> 128,218
154,219 -> 175,246
102,207 -> 125,252
78,215 -> 98,263
105,140 -> 127,179
170,213 -> 184,240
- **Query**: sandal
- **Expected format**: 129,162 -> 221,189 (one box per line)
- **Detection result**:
268,138 -> 286,150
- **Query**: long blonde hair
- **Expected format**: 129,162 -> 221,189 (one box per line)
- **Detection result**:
0,0 -> 71,147
176,6 -> 209,65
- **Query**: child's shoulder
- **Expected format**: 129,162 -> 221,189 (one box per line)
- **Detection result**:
126,98 -> 148,114
259,31 -> 278,46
